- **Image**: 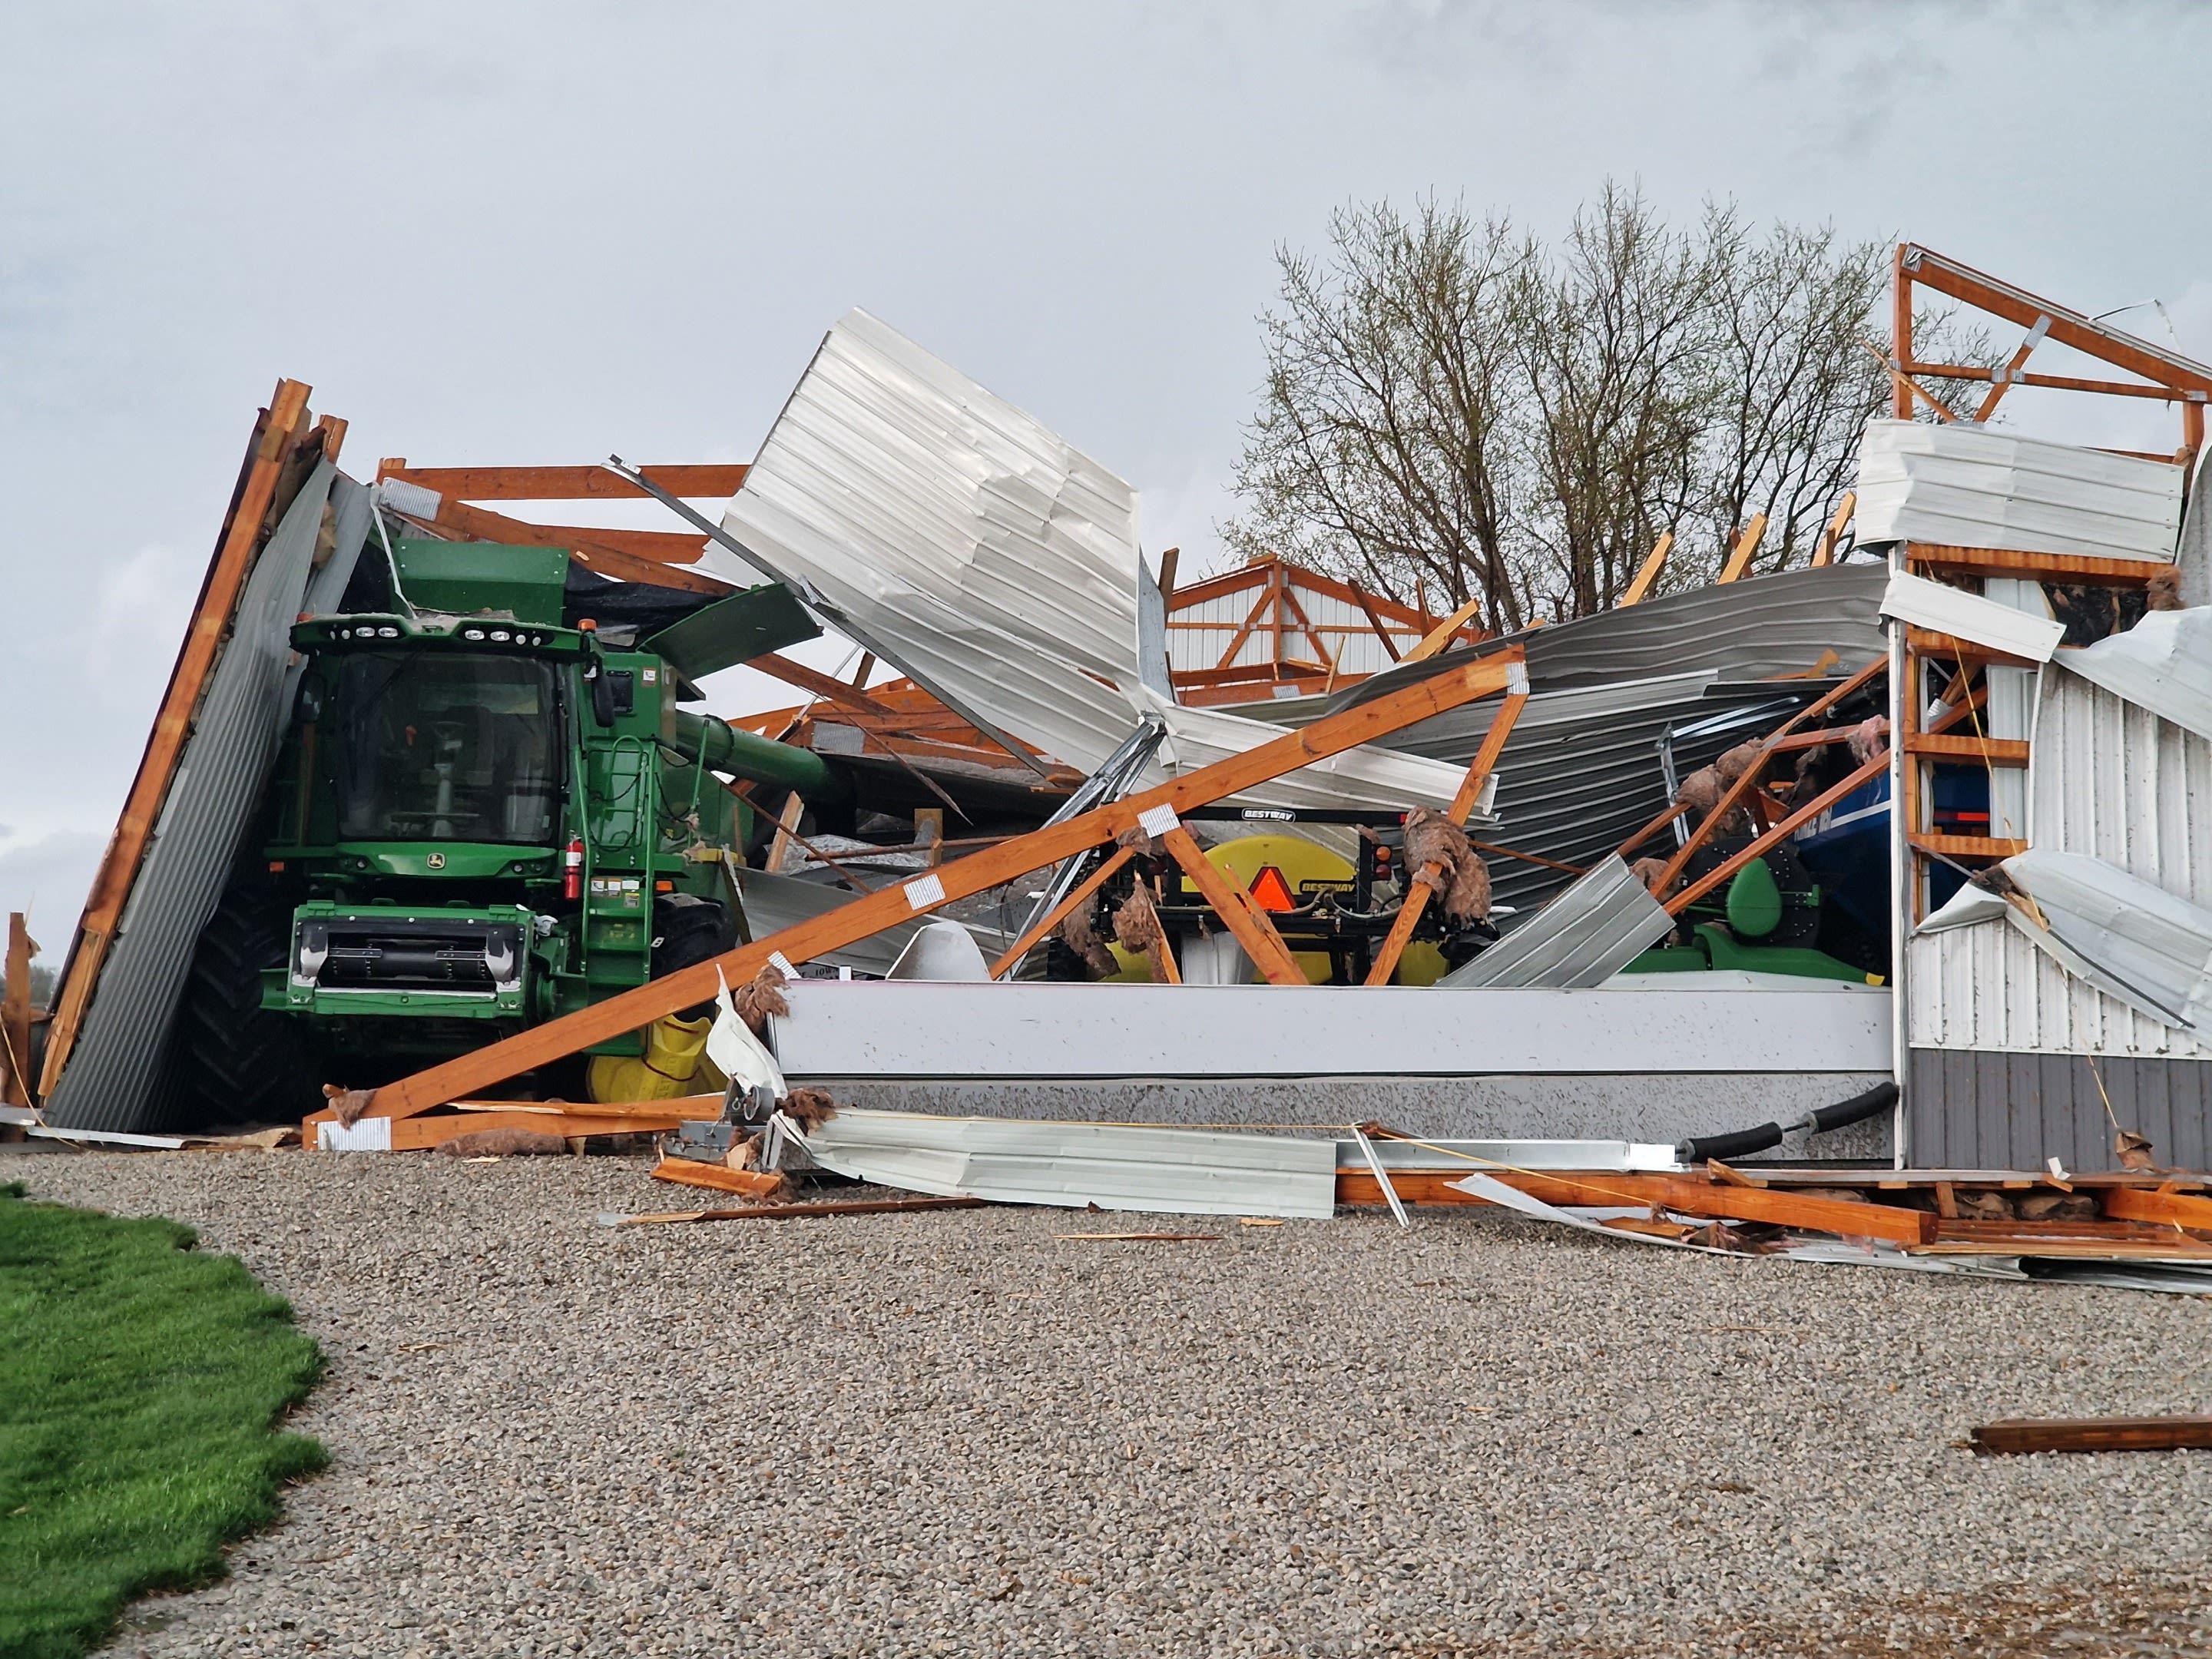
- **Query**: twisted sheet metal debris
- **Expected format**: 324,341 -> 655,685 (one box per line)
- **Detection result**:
714,310 -> 1474,812
46,466 -> 366,1132
1855,419 -> 2184,561
1436,854 -> 1674,989
793,1108 -> 1338,1219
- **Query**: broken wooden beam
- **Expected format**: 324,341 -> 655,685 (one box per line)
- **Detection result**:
1971,1416 -> 2212,1455
649,1157 -> 785,1199
327,647 -> 1528,1126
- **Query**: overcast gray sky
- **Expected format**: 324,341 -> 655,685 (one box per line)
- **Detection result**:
5,0 -> 2208,949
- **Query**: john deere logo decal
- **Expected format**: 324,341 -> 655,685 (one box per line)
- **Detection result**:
426,852 -> 446,870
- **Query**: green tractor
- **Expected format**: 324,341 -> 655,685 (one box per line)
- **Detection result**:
175,537 -> 837,1119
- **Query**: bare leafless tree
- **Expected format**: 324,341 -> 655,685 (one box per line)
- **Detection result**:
1225,184 -> 1994,626
1224,199 -> 1536,635
1517,184 -> 1717,616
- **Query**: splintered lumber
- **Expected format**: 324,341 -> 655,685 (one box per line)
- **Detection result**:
329,648 -> 1528,1126
1971,1416 -> 2212,1455
452,1094 -> 722,1121
609,1195 -> 986,1226
2101,1186 -> 2212,1231
649,1157 -> 784,1198
1334,1168 -> 1936,1244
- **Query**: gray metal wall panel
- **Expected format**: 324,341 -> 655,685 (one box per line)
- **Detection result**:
1907,1046 -> 2212,1171
46,463 -> 355,1131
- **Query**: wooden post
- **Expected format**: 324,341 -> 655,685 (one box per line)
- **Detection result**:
1619,531 -> 1673,607
914,807 -> 945,866
1364,685 -> 1529,986
2,913 -> 35,1114
1892,243 -> 1916,419
1809,494 -> 1856,568
768,793 -> 806,874
1716,514 -> 1769,584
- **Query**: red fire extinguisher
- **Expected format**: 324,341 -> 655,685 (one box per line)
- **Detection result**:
563,836 -> 584,901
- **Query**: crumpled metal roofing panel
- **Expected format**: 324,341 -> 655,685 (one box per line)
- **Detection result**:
1337,564 -> 1887,707
2056,606 -> 2212,742
796,1108 -> 1339,1219
45,467 -> 368,1131
1854,419 -> 2183,561
1438,854 -> 1674,988
720,310 -> 1469,810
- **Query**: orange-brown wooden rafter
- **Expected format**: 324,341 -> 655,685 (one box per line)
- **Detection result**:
1363,688 -> 1529,986
392,498 -> 727,595
322,647 -> 1527,1125
376,462 -> 751,500
1895,243 -> 2212,459
1652,656 -> 1886,898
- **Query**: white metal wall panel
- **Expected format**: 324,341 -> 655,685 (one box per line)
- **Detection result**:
1909,663 -> 2212,1057
720,313 -> 1472,810
1854,419 -> 2183,560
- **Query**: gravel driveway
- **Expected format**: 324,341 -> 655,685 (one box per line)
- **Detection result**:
8,1144 -> 2210,1657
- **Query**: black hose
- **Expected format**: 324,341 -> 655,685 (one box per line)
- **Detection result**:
1803,1080 -> 1899,1135
1673,1080 -> 1902,1165
1677,1121 -> 1785,1164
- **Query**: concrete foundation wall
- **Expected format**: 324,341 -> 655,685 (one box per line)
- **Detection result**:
803,1071 -> 1896,1162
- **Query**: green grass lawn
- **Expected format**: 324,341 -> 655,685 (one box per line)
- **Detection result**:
0,1180 -> 325,1659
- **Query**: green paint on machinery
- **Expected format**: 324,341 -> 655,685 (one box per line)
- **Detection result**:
177,540 -> 830,1118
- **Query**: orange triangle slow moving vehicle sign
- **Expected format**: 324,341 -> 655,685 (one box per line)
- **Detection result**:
1247,865 -> 1296,913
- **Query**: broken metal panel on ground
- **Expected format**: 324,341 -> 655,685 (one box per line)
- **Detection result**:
795,1108 -> 1339,1218
46,465 -> 367,1131
717,309 -> 1475,812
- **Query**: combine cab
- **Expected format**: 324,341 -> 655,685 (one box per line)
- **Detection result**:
175,538 -> 826,1116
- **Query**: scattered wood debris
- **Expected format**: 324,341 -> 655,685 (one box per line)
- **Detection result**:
1971,1416 -> 2212,1455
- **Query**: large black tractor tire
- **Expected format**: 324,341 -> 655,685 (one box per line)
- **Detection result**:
174,877 -> 320,1126
651,894 -> 737,1019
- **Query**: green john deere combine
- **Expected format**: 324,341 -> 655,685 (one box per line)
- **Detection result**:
176,538 -> 836,1118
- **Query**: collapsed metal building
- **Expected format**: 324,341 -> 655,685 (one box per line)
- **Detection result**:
13,243 -> 2209,1200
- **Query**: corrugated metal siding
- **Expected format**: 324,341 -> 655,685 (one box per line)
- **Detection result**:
1439,855 -> 1674,988
1338,563 -> 1889,709
1855,419 -> 2184,561
45,464 -> 356,1131
720,310 -> 1470,811
1907,664 -> 2212,1058
1360,671 -> 1796,913
1907,1048 -> 2212,1172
